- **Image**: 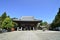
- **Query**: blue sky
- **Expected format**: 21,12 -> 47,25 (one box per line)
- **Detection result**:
0,0 -> 60,23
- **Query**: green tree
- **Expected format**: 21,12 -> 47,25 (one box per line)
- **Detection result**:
12,22 -> 18,29
40,21 -> 48,26
1,12 -> 7,22
2,17 -> 14,29
50,8 -> 60,29
0,16 -> 2,28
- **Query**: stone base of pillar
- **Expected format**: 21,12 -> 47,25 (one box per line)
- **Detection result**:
17,27 -> 19,31
33,27 -> 34,30
21,27 -> 22,31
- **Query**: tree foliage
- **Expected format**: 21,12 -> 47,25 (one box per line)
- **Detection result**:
0,16 -> 2,28
0,12 -> 18,29
40,21 -> 48,26
50,8 -> 60,29
2,17 -> 14,29
1,12 -> 7,22
0,12 -> 7,28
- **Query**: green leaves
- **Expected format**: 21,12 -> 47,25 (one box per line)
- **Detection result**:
51,8 -> 60,29
2,17 -> 13,28
1,12 -> 7,22
40,21 -> 48,26
0,16 -> 2,28
0,12 -> 18,30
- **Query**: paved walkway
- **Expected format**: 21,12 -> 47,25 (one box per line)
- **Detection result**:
0,30 -> 60,40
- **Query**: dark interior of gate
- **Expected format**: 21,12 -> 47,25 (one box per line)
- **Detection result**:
14,21 -> 41,30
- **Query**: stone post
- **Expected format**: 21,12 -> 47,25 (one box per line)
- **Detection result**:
33,27 -> 34,30
21,27 -> 22,31
17,27 -> 19,31
30,27 -> 31,30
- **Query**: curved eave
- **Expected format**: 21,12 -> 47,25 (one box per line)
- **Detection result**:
13,19 -> 42,22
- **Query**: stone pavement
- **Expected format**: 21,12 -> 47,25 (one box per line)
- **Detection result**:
0,30 -> 60,40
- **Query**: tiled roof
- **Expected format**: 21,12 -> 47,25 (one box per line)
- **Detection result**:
13,16 -> 41,22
